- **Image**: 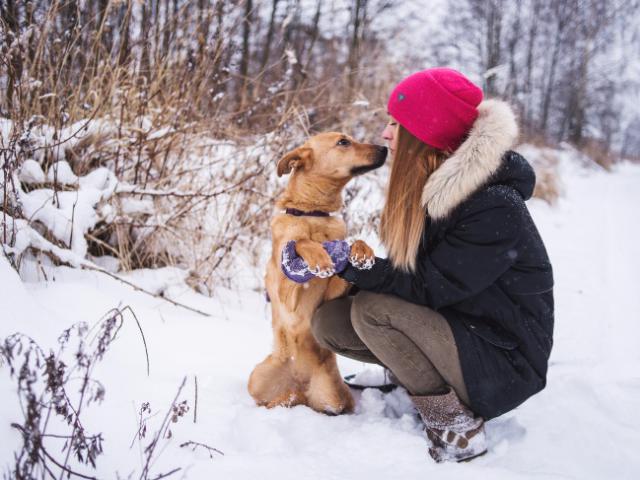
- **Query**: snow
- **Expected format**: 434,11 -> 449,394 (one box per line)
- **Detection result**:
46,160 -> 78,184
18,159 -> 45,184
121,267 -> 191,299
2,151 -> 640,479
17,166 -> 116,257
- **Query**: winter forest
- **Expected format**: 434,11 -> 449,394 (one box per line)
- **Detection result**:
1,0 -> 639,478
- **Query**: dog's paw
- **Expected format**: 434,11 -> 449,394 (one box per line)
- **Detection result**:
349,240 -> 375,270
306,250 -> 336,278
308,264 -> 336,278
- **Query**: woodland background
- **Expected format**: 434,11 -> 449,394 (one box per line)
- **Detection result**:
2,0 -> 639,291
2,2 -> 640,479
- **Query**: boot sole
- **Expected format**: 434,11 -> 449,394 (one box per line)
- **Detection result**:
457,449 -> 488,463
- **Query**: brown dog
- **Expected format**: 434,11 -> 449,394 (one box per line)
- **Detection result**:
248,132 -> 387,414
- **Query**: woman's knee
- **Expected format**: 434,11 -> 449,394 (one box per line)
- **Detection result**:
310,303 -> 332,348
310,297 -> 350,349
351,291 -> 391,330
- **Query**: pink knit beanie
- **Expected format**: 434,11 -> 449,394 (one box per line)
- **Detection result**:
387,68 -> 483,152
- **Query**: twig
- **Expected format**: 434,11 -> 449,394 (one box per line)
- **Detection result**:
115,187 -> 225,199
2,223 -> 209,318
149,467 -> 182,480
179,441 -> 224,458
139,377 -> 187,480
193,376 -> 198,424
122,306 -> 151,376
115,167 -> 265,200
38,444 -> 98,480
81,264 -> 211,317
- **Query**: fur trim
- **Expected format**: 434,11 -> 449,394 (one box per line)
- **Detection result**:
421,99 -> 519,220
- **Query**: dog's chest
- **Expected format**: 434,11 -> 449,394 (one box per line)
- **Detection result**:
270,215 -> 347,252
309,228 -> 344,242
308,218 -> 346,241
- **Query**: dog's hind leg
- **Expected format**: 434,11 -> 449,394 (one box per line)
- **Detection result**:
305,359 -> 355,414
323,276 -> 350,302
248,355 -> 301,408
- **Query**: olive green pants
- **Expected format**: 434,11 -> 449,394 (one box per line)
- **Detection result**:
311,291 -> 470,405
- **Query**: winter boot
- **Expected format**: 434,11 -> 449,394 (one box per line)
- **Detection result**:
411,387 -> 487,463
343,367 -> 399,393
383,367 -> 400,386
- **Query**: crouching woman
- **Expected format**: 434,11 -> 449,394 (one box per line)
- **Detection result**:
311,68 -> 554,462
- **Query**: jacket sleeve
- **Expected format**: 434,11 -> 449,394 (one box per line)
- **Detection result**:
339,187 -> 524,309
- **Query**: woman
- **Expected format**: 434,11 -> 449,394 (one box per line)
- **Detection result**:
311,68 -> 555,462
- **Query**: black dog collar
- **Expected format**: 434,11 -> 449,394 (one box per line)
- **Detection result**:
285,208 -> 330,217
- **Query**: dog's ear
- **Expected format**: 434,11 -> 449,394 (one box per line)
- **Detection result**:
277,147 -> 313,177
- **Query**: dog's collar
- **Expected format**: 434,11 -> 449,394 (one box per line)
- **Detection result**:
284,208 -> 331,217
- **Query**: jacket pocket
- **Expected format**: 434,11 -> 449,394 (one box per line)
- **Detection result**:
467,321 -> 519,350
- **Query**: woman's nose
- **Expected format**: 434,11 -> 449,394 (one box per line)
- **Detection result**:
381,125 -> 393,141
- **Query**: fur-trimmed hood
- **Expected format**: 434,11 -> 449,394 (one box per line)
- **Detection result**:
421,99 -> 524,220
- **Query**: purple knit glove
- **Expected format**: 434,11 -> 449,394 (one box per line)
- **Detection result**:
280,240 -> 351,284
322,240 -> 350,274
281,240 -> 315,283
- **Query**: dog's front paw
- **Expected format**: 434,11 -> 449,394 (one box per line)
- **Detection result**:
308,264 -> 336,278
305,249 -> 336,278
349,240 -> 375,270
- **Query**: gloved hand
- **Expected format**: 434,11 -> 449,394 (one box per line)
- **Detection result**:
321,240 -> 350,274
281,240 -> 351,284
281,240 -> 315,283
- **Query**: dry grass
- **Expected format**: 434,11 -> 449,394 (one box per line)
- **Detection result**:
578,138 -> 616,171
1,1 -> 401,293
532,154 -> 562,206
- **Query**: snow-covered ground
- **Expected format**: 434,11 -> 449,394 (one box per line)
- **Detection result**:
2,152 -> 639,479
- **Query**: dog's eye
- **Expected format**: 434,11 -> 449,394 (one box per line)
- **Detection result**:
336,138 -> 351,147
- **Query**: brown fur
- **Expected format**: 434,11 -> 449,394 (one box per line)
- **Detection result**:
248,132 -> 385,414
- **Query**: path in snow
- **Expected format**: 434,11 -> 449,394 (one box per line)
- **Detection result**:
1,158 -> 639,479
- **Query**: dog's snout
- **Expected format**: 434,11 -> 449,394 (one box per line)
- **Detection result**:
375,145 -> 388,163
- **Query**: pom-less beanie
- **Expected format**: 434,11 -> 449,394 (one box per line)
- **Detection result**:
387,68 -> 484,152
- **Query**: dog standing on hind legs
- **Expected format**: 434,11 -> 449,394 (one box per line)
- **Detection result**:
248,132 -> 387,414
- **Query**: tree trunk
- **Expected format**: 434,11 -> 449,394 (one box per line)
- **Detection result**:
117,1 -> 132,67
139,2 -> 151,81
259,0 -> 280,74
239,0 -> 253,110
347,0 -> 366,100
506,1 -> 521,100
568,42 -> 591,145
484,0 -> 503,96
524,0 -> 541,133
540,14 -> 566,133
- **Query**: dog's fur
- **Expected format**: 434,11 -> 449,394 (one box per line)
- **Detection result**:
248,132 -> 387,414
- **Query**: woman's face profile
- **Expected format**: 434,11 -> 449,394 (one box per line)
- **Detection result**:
381,117 -> 399,157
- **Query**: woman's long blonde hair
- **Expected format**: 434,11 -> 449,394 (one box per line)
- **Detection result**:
380,124 -> 449,272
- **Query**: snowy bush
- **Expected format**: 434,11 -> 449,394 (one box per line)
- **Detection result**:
1,114 -> 385,296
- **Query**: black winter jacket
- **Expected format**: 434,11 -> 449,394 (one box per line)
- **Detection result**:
341,100 -> 554,419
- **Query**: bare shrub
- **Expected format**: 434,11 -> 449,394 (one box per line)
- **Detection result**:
530,149 -> 562,205
1,308 -> 124,479
1,1 -> 403,293
578,137 -> 616,171
0,306 -> 207,479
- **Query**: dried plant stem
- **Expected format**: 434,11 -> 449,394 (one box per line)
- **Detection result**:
149,467 -> 182,480
38,443 -> 98,480
193,376 -> 198,424
179,441 -> 224,458
139,377 -> 187,480
122,306 -> 151,377
81,264 -> 211,317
